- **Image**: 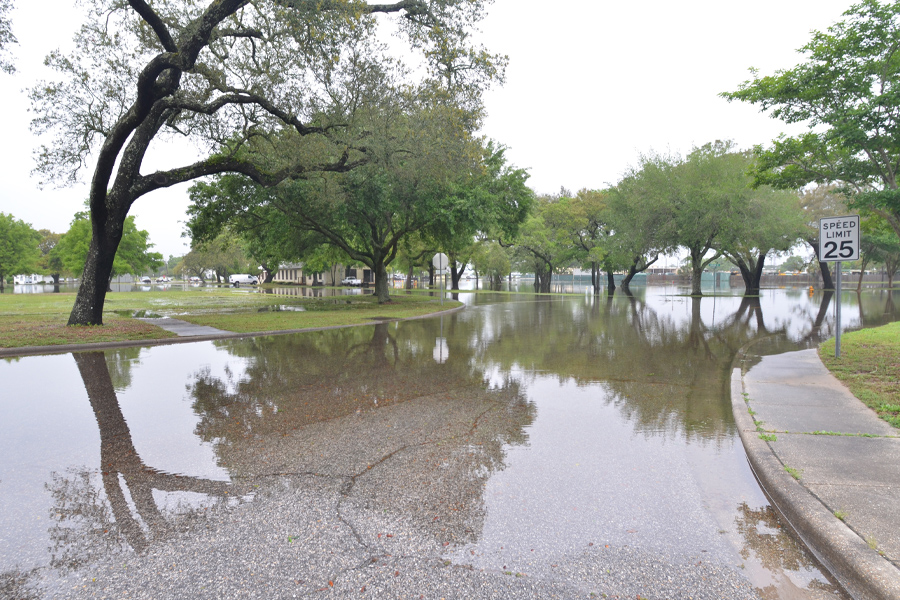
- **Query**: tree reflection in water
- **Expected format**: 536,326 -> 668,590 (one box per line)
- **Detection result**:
185,322 -> 537,545
44,352 -> 237,571
734,502 -> 843,598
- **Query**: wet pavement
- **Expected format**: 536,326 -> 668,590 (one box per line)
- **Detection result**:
734,348 -> 900,599
134,317 -> 230,337
3,287 -> 900,599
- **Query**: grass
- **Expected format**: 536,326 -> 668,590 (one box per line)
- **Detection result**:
0,286 -> 459,349
0,313 -> 178,347
758,433 -> 777,442
820,321 -> 900,429
784,465 -> 803,480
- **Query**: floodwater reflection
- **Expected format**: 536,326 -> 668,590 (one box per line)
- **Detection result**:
3,288 -> 898,598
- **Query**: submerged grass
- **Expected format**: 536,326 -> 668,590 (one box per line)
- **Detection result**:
0,287 -> 458,349
177,295 -> 461,332
820,321 -> 900,430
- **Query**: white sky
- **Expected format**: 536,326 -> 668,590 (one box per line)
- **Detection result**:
0,0 -> 856,258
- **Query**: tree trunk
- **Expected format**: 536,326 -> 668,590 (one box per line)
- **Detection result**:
589,262 -> 601,294
606,270 -> 616,293
621,263 -> 639,291
819,260 -> 834,289
807,237 -> 834,289
857,256 -> 870,292
374,259 -> 390,303
67,223 -> 123,326
406,264 -> 414,289
690,254 -> 704,296
735,255 -> 765,295
450,260 -> 465,290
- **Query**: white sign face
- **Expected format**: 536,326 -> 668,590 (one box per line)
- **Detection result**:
819,215 -> 860,262
432,252 -> 449,270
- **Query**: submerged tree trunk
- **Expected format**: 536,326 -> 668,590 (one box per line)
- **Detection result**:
405,264 -> 414,289
735,255 -> 766,295
449,259 -> 465,290
807,237 -> 834,289
606,270 -> 616,293
591,261 -> 601,294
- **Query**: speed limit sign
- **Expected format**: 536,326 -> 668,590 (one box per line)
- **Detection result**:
819,215 -> 860,262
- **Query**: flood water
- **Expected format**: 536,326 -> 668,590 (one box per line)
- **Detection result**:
2,287 -> 899,599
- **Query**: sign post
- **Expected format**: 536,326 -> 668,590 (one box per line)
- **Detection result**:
819,215 -> 860,358
432,253 -> 449,306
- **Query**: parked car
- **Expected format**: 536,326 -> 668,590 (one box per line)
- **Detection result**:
189,276 -> 202,282
341,277 -> 362,286
140,276 -> 152,284
229,273 -> 259,285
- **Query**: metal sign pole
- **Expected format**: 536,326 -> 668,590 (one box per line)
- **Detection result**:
835,261 -> 842,358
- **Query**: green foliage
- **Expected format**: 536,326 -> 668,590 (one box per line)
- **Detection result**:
0,213 -> 41,287
182,230 -> 253,282
0,0 -> 15,74
55,212 -> 163,279
188,100 -> 530,303
723,0 -> 900,238
511,195 -> 580,292
29,0 -> 505,324
778,255 -> 809,273
470,241 -> 511,288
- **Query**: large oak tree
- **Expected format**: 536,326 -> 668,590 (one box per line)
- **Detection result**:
31,0 -> 504,325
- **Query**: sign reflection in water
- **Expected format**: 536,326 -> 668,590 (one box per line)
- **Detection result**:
2,287 -> 897,598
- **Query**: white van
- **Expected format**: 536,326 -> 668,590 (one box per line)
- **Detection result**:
229,274 -> 258,285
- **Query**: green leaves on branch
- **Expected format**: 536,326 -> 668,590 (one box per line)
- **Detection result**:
722,0 -> 900,238
0,213 -> 41,288
55,211 -> 163,279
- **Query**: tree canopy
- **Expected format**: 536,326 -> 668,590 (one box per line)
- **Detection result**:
0,212 -> 40,290
722,0 -> 900,239
31,0 -> 505,324
55,211 -> 163,283
0,0 -> 15,74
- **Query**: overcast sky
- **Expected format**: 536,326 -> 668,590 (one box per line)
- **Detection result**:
0,0 -> 857,258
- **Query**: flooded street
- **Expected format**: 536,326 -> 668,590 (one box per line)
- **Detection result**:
2,288 -> 898,599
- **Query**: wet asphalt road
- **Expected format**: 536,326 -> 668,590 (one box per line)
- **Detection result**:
14,388 -> 764,600
3,289 -> 881,599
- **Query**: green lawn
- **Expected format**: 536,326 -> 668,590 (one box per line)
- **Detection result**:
0,287 -> 460,349
820,322 -> 900,429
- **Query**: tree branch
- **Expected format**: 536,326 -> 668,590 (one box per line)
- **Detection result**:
127,0 -> 178,52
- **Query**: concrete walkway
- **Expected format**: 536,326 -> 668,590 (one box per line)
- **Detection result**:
732,348 -> 900,600
135,316 -> 230,336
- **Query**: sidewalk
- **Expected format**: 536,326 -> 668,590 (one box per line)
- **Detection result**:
732,347 -> 900,600
135,316 -> 230,336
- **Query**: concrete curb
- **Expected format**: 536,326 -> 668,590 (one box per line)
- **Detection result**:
731,349 -> 900,600
0,304 -> 465,359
